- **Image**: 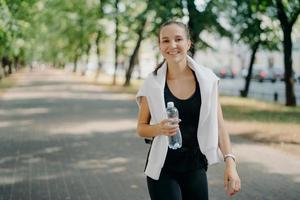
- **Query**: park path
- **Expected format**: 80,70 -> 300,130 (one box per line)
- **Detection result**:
0,67 -> 299,200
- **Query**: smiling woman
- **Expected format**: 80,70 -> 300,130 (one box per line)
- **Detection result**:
159,23 -> 191,65
136,20 -> 241,200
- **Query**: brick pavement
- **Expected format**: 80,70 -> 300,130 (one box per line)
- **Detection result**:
0,68 -> 299,200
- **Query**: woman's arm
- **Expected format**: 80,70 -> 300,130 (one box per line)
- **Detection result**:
217,96 -> 235,167
217,96 -> 241,196
137,96 -> 179,138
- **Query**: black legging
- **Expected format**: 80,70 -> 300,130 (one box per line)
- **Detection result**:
147,167 -> 208,200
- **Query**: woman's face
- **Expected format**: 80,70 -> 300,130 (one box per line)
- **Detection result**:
159,24 -> 191,64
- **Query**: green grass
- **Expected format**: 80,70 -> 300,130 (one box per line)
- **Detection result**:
221,96 -> 300,124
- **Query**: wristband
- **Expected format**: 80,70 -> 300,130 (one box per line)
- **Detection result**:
224,153 -> 236,162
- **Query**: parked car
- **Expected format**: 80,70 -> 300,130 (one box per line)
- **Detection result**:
251,66 -> 284,82
271,68 -> 300,83
252,67 -> 272,82
213,66 -> 238,79
269,66 -> 284,82
240,66 -> 268,81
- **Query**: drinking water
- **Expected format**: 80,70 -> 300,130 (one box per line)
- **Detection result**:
166,102 -> 182,149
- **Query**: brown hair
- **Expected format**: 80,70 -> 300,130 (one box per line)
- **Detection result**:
153,20 -> 191,75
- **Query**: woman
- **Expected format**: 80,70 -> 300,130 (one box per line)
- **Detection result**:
136,20 -> 241,200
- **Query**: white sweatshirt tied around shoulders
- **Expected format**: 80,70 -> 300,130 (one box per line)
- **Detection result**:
136,55 -> 221,180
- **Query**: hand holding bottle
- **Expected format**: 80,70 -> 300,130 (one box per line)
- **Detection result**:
158,118 -> 181,136
166,102 -> 182,149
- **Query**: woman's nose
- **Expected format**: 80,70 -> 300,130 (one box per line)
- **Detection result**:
169,40 -> 176,48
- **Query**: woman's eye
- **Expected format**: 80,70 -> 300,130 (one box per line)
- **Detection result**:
176,38 -> 182,42
162,40 -> 169,43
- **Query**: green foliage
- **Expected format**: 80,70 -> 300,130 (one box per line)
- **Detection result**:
35,0 -> 100,65
224,0 -> 280,50
0,0 -> 37,63
146,0 -> 183,40
186,0 -> 232,51
0,0 -> 298,70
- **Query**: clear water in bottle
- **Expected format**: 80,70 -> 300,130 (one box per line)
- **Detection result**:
166,102 -> 182,149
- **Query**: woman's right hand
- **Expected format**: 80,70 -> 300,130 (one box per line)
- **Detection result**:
157,119 -> 181,136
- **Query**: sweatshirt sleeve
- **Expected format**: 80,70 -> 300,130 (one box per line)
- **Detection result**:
136,75 -> 150,108
207,67 -> 220,82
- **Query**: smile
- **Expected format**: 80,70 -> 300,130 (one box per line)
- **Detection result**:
168,51 -> 179,55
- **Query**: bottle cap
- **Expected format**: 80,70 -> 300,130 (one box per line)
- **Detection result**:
167,102 -> 174,108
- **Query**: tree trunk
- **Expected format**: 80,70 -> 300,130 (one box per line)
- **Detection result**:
240,41 -> 260,97
81,43 -> 91,76
123,20 -> 147,86
112,0 -> 119,85
2,57 -> 11,75
13,56 -> 19,72
123,0 -> 151,86
187,0 -> 198,57
73,55 -> 78,73
94,31 -> 102,81
8,63 -> 12,74
0,58 -> 3,80
7,58 -> 12,74
275,0 -> 297,106
282,26 -> 296,106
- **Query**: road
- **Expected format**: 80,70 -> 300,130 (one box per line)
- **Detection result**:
0,68 -> 299,200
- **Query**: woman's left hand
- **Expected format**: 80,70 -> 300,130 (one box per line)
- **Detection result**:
224,159 -> 241,197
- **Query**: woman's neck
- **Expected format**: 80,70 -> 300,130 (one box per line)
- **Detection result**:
166,59 -> 190,80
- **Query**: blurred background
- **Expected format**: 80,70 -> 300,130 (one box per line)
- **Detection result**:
1,1 -> 300,200
1,0 -> 300,105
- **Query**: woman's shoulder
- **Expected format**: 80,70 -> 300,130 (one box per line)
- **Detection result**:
196,64 -> 220,81
187,56 -> 219,81
206,67 -> 219,79
142,72 -> 155,84
138,72 -> 156,89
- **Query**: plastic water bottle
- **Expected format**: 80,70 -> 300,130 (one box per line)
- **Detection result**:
166,102 -> 182,149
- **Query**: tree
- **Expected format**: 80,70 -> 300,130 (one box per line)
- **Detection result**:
123,0 -> 183,86
112,0 -> 120,85
273,0 -> 300,106
33,0 -> 99,71
123,1 -> 149,86
0,0 -> 37,75
225,0 -> 280,97
186,0 -> 231,56
110,0 -> 141,85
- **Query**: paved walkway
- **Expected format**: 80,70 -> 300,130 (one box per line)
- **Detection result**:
0,68 -> 299,200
